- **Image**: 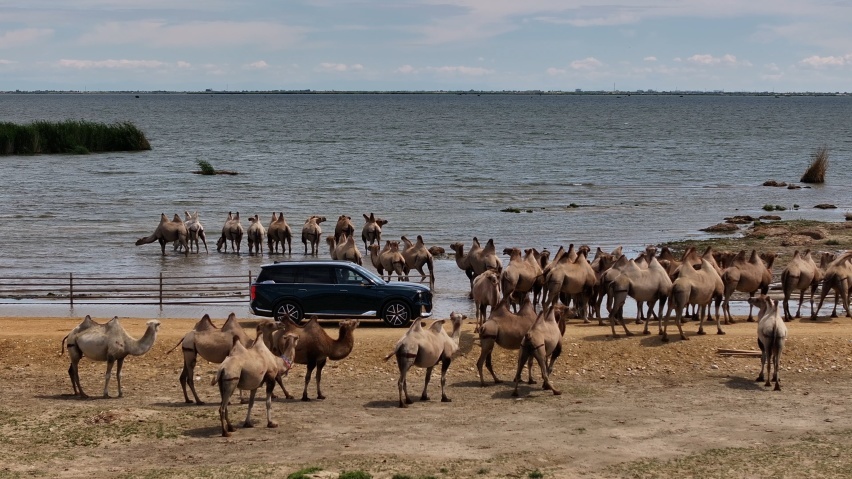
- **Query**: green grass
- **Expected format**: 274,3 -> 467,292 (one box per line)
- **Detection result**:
528,470 -> 544,479
0,120 -> 150,155
287,466 -> 322,479
339,471 -> 372,479
197,159 -> 216,175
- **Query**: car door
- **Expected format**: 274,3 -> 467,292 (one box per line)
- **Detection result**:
295,266 -> 338,315
333,266 -> 378,315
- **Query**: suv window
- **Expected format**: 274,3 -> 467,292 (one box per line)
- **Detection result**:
258,267 -> 297,284
335,267 -> 366,285
297,266 -> 333,284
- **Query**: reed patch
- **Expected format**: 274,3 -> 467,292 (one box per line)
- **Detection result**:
0,120 -> 151,155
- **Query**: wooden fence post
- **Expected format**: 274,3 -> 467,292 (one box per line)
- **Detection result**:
69,272 -> 74,307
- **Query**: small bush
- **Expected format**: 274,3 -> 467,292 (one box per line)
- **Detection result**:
501,207 -> 521,213
826,239 -> 841,246
529,470 -> 544,479
287,467 -> 322,479
801,146 -> 829,183
339,471 -> 372,479
391,475 -> 412,479
197,160 -> 216,175
762,204 -> 775,211
775,205 -> 787,211
846,212 -> 852,221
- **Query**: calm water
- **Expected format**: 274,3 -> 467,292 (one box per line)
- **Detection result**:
1,93 -> 850,319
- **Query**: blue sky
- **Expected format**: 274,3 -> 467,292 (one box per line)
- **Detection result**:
1,0 -> 851,92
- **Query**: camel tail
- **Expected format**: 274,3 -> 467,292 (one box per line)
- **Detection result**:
60,334 -> 69,356
211,369 -> 222,386
166,336 -> 186,355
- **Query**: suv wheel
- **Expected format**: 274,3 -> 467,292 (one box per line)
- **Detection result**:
274,300 -> 303,324
382,300 -> 412,327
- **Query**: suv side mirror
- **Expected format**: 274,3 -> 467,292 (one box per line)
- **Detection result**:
360,280 -> 374,287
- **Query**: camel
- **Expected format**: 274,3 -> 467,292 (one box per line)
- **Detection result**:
334,215 -> 355,243
811,252 -> 852,320
165,313 -> 266,404
449,241 -> 475,294
326,234 -> 363,265
476,295 -> 539,386
721,250 -> 776,323
596,254 -> 630,323
301,215 -> 326,255
269,316 -> 360,401
368,241 -> 406,281
267,212 -> 293,254
588,247 -> 618,318
136,213 -> 189,256
500,248 -> 543,309
661,259 -> 724,341
400,235 -> 435,288
450,237 -> 503,296
361,213 -> 388,253
216,211 -> 244,253
384,312 -> 464,408
472,270 -> 501,332
750,295 -> 788,391
607,257 -> 673,337
212,325 -> 298,437
246,214 -> 266,255
780,250 -> 824,321
63,316 -> 161,398
512,305 -> 566,397
541,245 -> 596,322
176,210 -> 208,254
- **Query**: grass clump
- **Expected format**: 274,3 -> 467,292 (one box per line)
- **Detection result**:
287,466 -> 322,479
197,159 -> 216,175
801,146 -> 829,183
501,207 -> 521,213
528,470 -> 544,479
339,471 -> 372,479
0,120 -> 150,155
762,204 -> 786,212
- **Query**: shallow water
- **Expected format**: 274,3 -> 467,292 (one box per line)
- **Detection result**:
0,93 -> 849,319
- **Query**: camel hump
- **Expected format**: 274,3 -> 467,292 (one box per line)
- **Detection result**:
429,319 -> 447,333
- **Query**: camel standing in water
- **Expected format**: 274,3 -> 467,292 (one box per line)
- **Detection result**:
267,212 -> 293,254
217,211 -> 244,253
720,250 -> 776,323
326,234 -> 363,265
301,215 -> 326,255
174,210 -> 208,254
247,214 -> 266,255
780,249 -> 824,321
136,213 -> 189,256
361,213 -> 388,253
400,235 -> 435,288
811,252 -> 852,320
334,215 -> 355,243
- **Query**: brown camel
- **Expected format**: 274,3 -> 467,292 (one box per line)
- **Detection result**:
589,248 -> 619,321
384,312 -> 464,408
811,252 -> 852,320
662,259 -> 724,341
472,270 -> 501,332
449,241 -> 475,295
247,214 -> 265,255
400,235 -> 435,287
608,257 -> 673,337
780,250 -> 824,321
267,212 -> 293,254
63,316 -> 161,398
368,241 -> 406,281
721,250 -> 776,323
325,234 -> 363,265
212,325 -> 298,437
500,247 -> 542,309
136,213 -> 189,256
450,237 -> 503,296
334,215 -> 355,243
750,295 -> 788,391
272,317 -> 360,401
476,296 -> 539,385
177,210 -> 208,254
542,245 -> 596,322
301,215 -> 326,255
216,211 -> 244,253
512,305 -> 566,397
361,213 -> 388,253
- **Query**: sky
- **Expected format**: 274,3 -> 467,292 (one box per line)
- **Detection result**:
1,0 -> 851,92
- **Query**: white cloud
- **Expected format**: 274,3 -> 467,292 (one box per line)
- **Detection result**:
686,54 -> 750,66
570,57 -> 603,70
799,54 -> 852,68
396,64 -> 416,74
245,60 -> 269,70
0,59 -> 15,65
58,59 -> 167,69
78,21 -> 306,49
644,56 -> 657,62
429,65 -> 493,76
317,62 -> 364,72
0,28 -> 53,49
177,61 -> 192,69
546,67 -> 567,76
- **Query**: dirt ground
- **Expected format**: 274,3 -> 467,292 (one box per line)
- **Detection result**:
2,310 -> 852,479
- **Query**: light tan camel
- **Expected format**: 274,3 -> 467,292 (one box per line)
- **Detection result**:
212,325 -> 298,437
811,252 -> 852,320
334,215 -> 355,243
165,313 -> 267,404
721,250 -> 776,323
476,296 -> 539,385
596,254 -> 630,323
384,312 -> 464,408
216,211 -> 244,253
176,210 -> 208,254
450,237 -> 503,296
369,241 -> 406,281
500,248 -> 543,309
780,250 -> 823,321
608,257 -> 673,337
400,235 -> 435,287
449,241 -> 475,295
661,259 -> 724,341
472,270 -> 501,332
63,317 -> 160,398
326,234 -> 363,265
542,245 -> 596,322
590,248 -> 619,321
267,212 -> 293,254
361,213 -> 388,253
247,214 -> 266,255
512,305 -> 566,397
301,215 -> 326,255
750,295 -> 788,390
136,213 -> 189,256
269,317 -> 360,401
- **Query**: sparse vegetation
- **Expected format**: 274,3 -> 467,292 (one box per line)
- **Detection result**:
197,159 -> 216,175
339,471 -> 372,479
288,466 -> 323,479
762,204 -> 786,212
528,470 -> 544,479
801,146 -> 829,183
0,120 -> 150,155
500,207 -> 522,213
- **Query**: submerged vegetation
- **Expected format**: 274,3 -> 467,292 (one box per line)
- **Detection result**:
801,146 -> 829,183
193,159 -> 238,175
0,120 -> 151,155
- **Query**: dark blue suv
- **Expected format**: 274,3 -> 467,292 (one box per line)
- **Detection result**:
249,260 -> 432,327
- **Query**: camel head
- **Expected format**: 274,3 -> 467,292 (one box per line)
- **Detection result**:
449,242 -> 464,255
184,211 -> 192,221
748,294 -> 775,319
759,251 -> 777,268
146,319 -> 161,332
326,236 -> 337,247
577,245 -> 591,258
428,246 -> 445,256
339,319 -> 360,336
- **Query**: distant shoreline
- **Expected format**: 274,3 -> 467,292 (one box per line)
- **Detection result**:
1,90 -> 848,97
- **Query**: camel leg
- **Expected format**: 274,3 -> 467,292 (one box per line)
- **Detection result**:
302,359 -> 317,401
218,379 -> 236,437
421,366 -> 433,401
794,289 -> 805,320
747,292 -> 756,322
547,343 -> 563,376
512,346 -> 531,397
315,358 -> 327,400
265,381 -> 278,428
674,308 -> 688,341
115,358 -> 124,398
243,389 -> 257,428
756,338 -> 767,383
526,355 -> 536,384
158,238 -> 167,255
275,376 -> 294,400
103,358 -> 115,398
396,356 -> 413,407
181,354 -> 203,404
440,356 -> 452,402
476,339 -> 497,385
534,347 -> 560,395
